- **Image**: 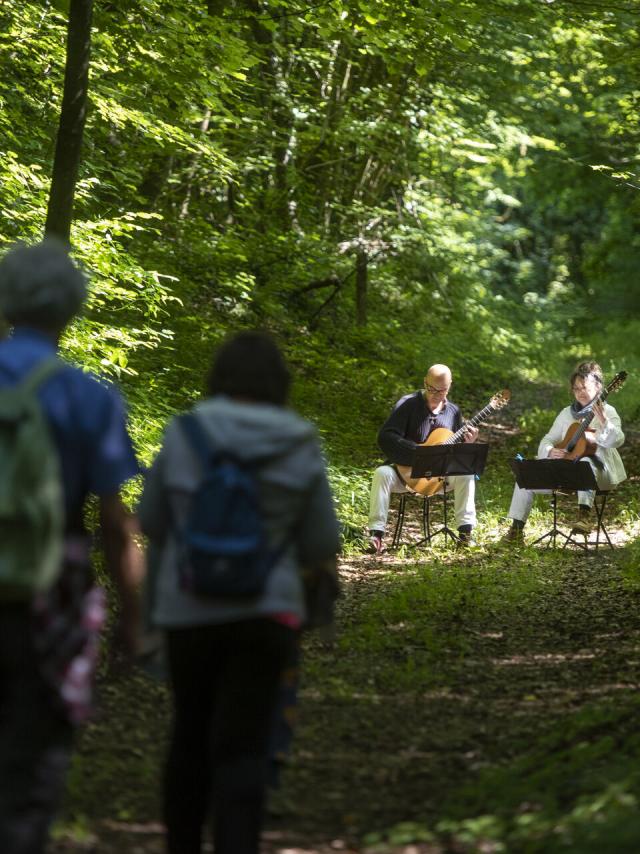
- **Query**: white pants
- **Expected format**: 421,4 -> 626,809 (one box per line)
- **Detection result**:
508,457 -> 615,523
368,464 -> 476,534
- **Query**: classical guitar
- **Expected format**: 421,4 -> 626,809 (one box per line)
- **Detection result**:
556,371 -> 627,460
396,389 -> 511,497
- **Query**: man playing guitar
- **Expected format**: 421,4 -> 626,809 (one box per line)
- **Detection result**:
502,360 -> 626,544
367,364 -> 478,554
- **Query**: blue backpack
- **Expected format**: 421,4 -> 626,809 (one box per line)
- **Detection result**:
176,413 -> 288,598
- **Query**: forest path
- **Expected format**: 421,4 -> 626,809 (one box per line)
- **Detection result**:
51,427 -> 640,853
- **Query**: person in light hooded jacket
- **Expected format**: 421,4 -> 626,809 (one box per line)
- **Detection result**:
138,330 -> 340,854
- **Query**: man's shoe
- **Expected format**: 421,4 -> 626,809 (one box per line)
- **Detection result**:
500,525 -> 524,546
571,507 -> 593,535
456,530 -> 476,548
366,534 -> 384,555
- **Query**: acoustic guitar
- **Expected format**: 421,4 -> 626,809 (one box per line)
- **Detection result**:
555,371 -> 627,460
396,389 -> 511,497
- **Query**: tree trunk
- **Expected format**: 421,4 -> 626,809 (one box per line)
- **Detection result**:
356,248 -> 368,326
180,109 -> 212,220
239,0 -> 295,230
45,0 -> 93,246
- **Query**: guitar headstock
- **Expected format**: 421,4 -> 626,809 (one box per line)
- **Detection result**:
607,371 -> 627,394
490,389 -> 511,410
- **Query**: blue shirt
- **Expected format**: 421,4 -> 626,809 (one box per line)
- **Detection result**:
0,327 -> 141,532
378,391 -> 463,466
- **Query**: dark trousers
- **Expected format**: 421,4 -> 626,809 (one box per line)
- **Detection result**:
268,634 -> 301,788
164,618 -> 295,854
0,604 -> 74,854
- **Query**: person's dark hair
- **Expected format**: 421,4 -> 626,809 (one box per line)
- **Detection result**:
0,238 -> 87,331
570,360 -> 603,390
207,331 -> 291,406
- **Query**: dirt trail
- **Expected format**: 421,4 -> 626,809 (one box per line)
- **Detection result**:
52,544 -> 640,852
50,417 -> 640,854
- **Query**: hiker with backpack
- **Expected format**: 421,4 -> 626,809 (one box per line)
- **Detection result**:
0,240 -> 142,854
139,330 -> 341,854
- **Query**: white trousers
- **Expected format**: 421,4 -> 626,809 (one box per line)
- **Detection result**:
368,464 -> 476,533
508,457 -> 615,523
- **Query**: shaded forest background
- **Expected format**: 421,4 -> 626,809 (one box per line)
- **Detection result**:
2,0 -> 640,545
4,3 -> 640,852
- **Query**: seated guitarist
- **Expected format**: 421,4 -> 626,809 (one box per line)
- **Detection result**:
367,364 -> 478,554
502,360 -> 626,544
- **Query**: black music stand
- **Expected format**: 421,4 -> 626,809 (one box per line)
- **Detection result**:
509,459 -> 597,548
409,443 -> 489,544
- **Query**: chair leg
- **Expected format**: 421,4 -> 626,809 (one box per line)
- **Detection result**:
421,496 -> 431,543
594,493 -> 614,551
393,493 -> 435,548
392,494 -> 406,548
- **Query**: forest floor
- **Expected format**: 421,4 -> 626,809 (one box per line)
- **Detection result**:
50,422 -> 640,854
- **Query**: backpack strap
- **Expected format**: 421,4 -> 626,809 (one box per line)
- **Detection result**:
178,411 -> 295,564
19,356 -> 65,396
178,411 -> 295,470
178,412 -> 217,465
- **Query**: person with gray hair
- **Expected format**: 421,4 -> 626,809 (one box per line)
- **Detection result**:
0,238 -> 87,330
0,239 -> 143,854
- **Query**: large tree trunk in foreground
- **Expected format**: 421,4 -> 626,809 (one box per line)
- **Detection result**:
45,0 -> 93,246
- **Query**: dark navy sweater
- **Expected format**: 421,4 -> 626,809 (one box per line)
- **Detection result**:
377,391 -> 463,466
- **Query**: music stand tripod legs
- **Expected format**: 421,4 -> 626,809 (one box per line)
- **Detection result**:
510,459 -> 598,549
426,481 -> 458,545
530,490 -> 572,549
409,443 -> 489,546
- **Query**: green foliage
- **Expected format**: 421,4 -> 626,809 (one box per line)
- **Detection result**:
364,820 -> 436,850
5,3 -> 640,851
617,536 -> 640,592
517,406 -> 558,452
64,214 -> 180,379
3,0 -> 637,533
439,695 -> 640,853
582,319 -> 640,422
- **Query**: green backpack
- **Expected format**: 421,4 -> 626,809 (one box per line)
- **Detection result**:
0,357 -> 65,601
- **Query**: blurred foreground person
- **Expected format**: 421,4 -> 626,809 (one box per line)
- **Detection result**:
139,331 -> 340,854
0,240 -> 142,854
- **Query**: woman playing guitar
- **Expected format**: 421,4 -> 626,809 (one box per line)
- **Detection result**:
502,360 -> 627,543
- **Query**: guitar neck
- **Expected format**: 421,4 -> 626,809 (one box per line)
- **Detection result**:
569,387 -> 610,448
567,372 -> 627,451
446,403 -> 496,445
580,386 -> 611,429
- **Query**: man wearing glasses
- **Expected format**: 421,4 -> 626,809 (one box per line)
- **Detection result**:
367,364 -> 478,554
502,360 -> 626,544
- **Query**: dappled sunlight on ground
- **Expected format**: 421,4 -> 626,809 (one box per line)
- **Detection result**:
51,423 -> 640,852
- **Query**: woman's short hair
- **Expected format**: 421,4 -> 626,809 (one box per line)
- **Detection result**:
0,238 -> 87,330
570,360 -> 603,389
207,330 -> 291,406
